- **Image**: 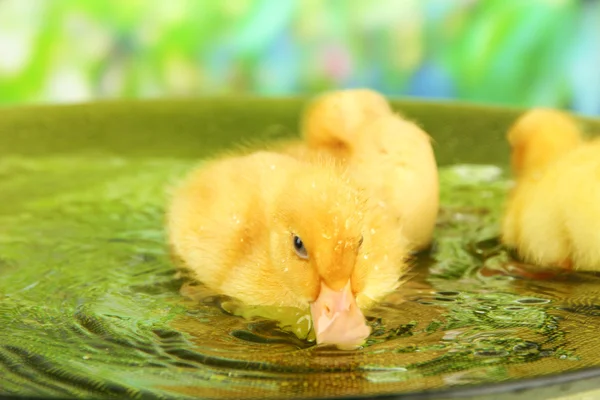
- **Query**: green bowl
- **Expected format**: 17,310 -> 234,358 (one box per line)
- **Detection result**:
1,98 -> 600,400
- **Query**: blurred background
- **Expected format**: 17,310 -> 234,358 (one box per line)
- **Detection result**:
1,0 -> 599,115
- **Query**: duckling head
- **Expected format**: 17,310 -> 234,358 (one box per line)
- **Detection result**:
301,89 -> 392,158
507,108 -> 582,177
267,166 -> 403,349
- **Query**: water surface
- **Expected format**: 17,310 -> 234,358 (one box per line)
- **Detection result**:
1,156 -> 600,399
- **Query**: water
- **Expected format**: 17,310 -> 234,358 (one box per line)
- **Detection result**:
1,155 -> 600,399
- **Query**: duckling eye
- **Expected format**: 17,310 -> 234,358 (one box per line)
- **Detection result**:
293,235 -> 308,259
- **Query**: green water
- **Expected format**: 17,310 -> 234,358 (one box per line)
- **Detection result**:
1,156 -> 600,399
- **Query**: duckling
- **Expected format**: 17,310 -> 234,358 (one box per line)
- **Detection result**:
167,151 -> 408,348
301,88 -> 393,160
502,108 -> 600,271
506,108 -> 583,178
301,90 -> 439,251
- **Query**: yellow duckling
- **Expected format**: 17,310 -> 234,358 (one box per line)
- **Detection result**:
502,108 -> 600,270
167,151 -> 408,348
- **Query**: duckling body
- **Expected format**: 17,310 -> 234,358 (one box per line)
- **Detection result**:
348,115 -> 439,251
502,109 -> 600,270
168,151 -> 408,348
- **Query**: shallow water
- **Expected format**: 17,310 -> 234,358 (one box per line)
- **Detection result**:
1,156 -> 600,399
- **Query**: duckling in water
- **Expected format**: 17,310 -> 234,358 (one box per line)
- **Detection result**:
502,108 -> 600,271
300,89 -> 439,251
167,151 -> 408,349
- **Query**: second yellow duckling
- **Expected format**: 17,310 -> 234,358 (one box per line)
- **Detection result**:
502,108 -> 600,271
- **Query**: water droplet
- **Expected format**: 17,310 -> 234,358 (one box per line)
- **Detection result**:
363,254 -> 369,260
283,267 -> 288,272
270,165 -> 276,170
370,228 -> 376,235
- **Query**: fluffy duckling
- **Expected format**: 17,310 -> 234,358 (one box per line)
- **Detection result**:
502,108 -> 600,270
167,151 -> 408,348
301,89 -> 439,251
301,89 -> 393,160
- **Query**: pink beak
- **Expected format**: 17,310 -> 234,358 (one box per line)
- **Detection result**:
310,281 -> 371,349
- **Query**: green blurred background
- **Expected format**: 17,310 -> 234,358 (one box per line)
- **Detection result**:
1,0 -> 599,115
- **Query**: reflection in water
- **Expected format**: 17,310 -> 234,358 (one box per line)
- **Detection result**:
1,156 -> 600,398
